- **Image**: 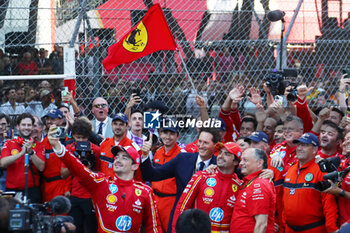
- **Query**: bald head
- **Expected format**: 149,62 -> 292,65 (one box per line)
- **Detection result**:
92,97 -> 109,121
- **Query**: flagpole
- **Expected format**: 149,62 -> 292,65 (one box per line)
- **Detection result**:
177,49 -> 198,96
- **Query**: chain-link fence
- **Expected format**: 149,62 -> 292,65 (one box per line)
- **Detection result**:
1,0 -> 350,142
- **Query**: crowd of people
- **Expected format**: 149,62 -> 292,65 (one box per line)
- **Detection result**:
0,70 -> 350,233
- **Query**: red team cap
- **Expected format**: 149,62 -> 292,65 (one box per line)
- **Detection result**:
111,145 -> 141,165
216,142 -> 242,160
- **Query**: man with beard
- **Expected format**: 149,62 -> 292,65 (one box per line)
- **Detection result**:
323,131 -> 350,227
41,108 -> 71,202
172,142 -> 242,233
316,120 -> 343,159
0,113 -> 45,203
99,113 -> 142,177
91,97 -> 113,138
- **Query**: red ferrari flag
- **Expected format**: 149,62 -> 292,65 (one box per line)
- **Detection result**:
102,3 -> 177,70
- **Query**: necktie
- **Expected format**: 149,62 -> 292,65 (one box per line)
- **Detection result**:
98,122 -> 103,135
198,161 -> 205,171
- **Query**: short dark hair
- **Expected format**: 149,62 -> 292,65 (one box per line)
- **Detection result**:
254,148 -> 268,169
0,113 -> 11,125
130,109 -> 143,117
241,117 -> 257,130
16,113 -> 34,126
199,128 -> 222,144
175,209 -> 211,233
71,118 -> 92,138
321,120 -> 344,141
331,107 -> 345,119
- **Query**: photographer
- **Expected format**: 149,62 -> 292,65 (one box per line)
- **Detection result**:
47,124 -> 162,233
323,131 -> 350,227
0,113 -> 45,203
61,117 -> 100,233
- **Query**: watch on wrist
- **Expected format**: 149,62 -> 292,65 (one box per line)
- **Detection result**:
340,189 -> 346,197
28,150 -> 34,156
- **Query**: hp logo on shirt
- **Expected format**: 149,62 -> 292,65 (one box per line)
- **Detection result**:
116,215 -> 132,231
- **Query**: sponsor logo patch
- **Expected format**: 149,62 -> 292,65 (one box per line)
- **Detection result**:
209,207 -> 224,222
116,215 -> 132,231
206,178 -> 217,187
204,188 -> 215,197
106,194 -> 117,204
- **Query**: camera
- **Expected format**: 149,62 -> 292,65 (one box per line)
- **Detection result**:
317,157 -> 350,191
319,157 -> 340,173
265,69 -> 298,96
286,82 -> 298,102
73,141 -> 96,169
54,127 -> 66,139
8,195 -> 73,233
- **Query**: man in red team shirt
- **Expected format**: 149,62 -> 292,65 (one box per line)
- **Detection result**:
173,142 -> 242,233
317,120 -> 343,160
61,118 -> 100,233
100,112 -> 142,178
230,148 -> 276,233
48,125 -> 162,233
0,113 -> 45,203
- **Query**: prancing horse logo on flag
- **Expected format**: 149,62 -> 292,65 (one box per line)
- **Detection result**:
123,22 -> 148,53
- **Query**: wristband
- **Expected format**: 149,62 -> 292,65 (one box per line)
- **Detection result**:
340,189 -> 346,197
28,151 -> 34,156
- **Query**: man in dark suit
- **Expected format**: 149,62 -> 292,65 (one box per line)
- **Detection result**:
140,127 -> 221,233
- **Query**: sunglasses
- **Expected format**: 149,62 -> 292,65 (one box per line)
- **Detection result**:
93,104 -> 108,108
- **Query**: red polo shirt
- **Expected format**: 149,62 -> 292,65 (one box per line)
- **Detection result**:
230,171 -> 276,233
1,138 -> 45,189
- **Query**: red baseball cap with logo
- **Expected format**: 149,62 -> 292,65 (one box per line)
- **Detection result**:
111,145 -> 140,165
216,142 -> 242,160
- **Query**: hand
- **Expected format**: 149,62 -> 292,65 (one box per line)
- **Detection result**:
255,103 -> 267,123
340,74 -> 350,92
322,180 -> 342,195
318,107 -> 331,121
65,112 -> 75,127
259,169 -> 274,181
297,85 -> 313,100
204,164 -> 217,174
195,95 -> 206,107
270,155 -> 284,168
127,93 -> 142,108
47,125 -> 62,151
62,91 -> 73,103
263,82 -> 271,95
23,139 -> 34,154
248,87 -> 262,105
142,133 -> 152,158
64,191 -> 71,197
229,84 -> 244,103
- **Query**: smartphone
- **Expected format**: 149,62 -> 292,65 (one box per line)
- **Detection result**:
274,95 -> 283,105
61,87 -> 69,97
132,88 -> 141,97
343,69 -> 350,78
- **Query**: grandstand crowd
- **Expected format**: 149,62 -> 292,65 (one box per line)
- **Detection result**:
0,69 -> 350,233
